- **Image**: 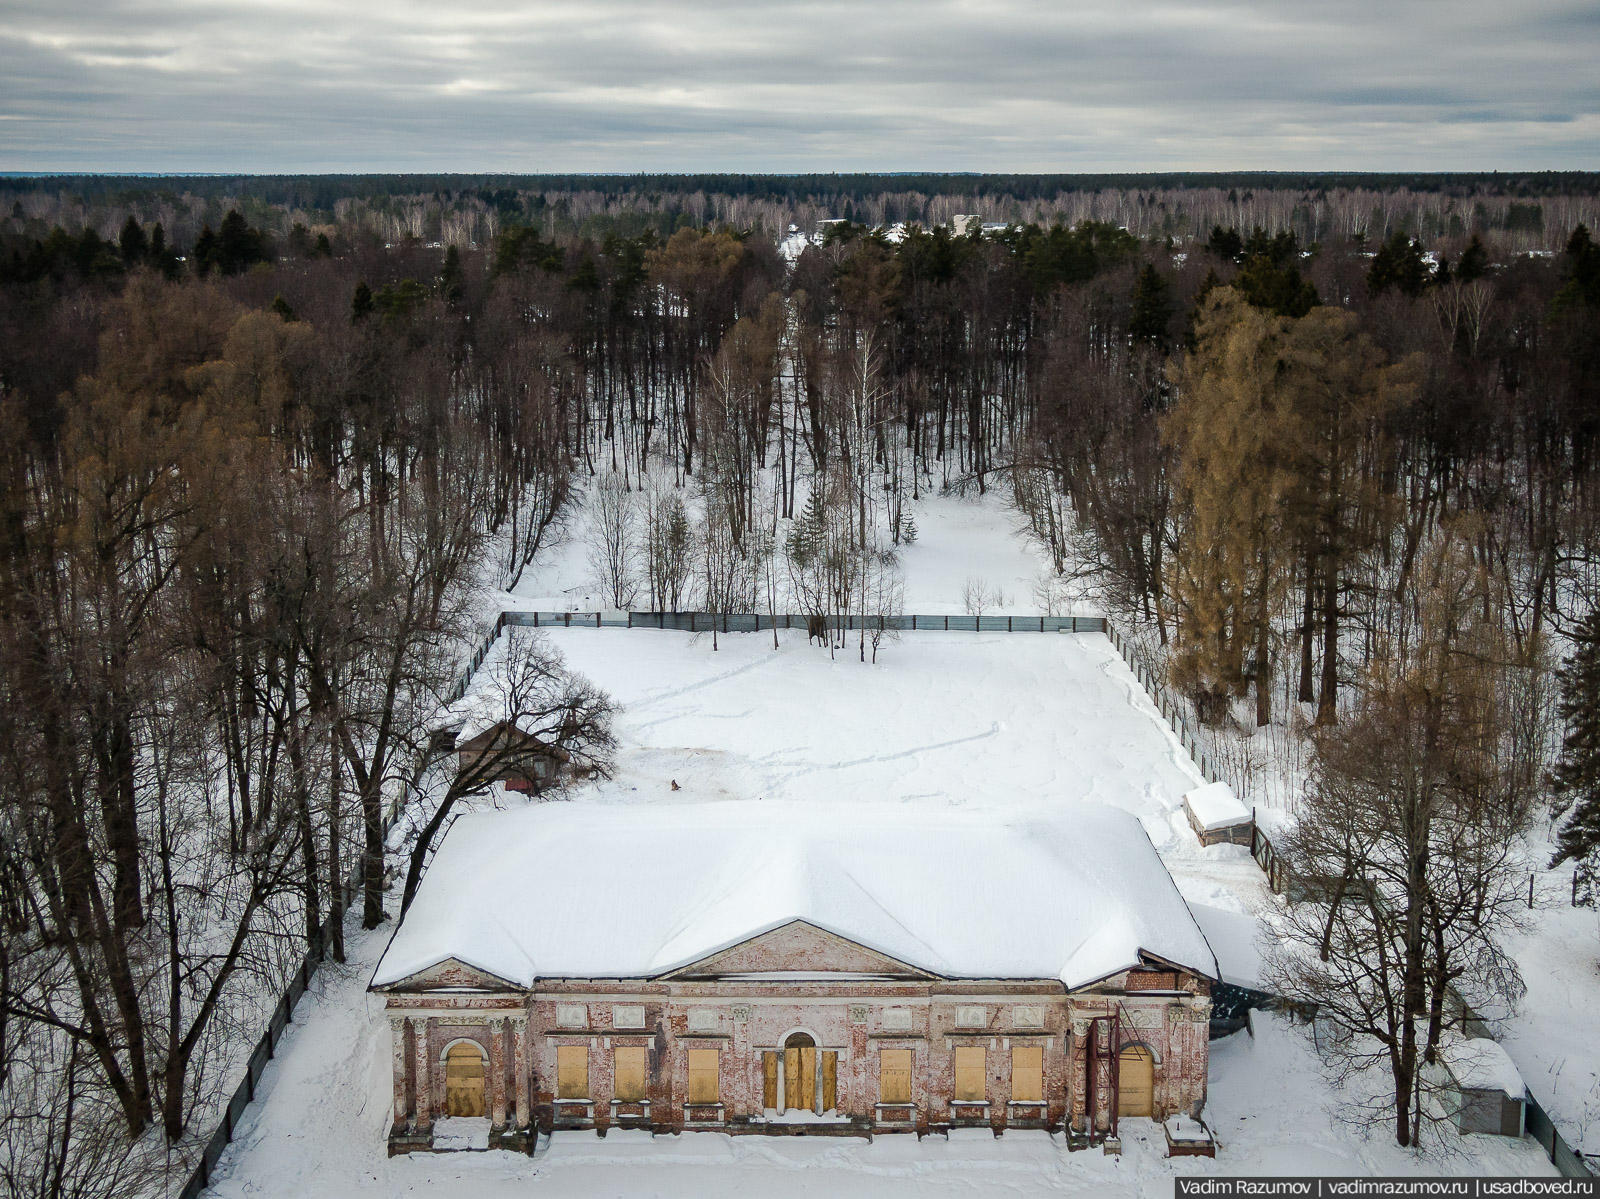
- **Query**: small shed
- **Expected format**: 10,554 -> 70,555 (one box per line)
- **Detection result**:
455,721 -> 572,794
1441,1037 -> 1526,1137
1182,782 -> 1254,847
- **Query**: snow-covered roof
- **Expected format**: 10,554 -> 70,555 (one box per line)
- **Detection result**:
1183,781 -> 1251,832
371,800 -> 1218,991
1188,902 -> 1263,991
1442,1036 -> 1525,1098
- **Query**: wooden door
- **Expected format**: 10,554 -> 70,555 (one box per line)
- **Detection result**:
1117,1045 -> 1154,1118
445,1042 -> 485,1117
821,1051 -> 838,1113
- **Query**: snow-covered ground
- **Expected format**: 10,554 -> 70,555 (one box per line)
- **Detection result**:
203,488 -> 1581,1195
501,487 -> 1057,617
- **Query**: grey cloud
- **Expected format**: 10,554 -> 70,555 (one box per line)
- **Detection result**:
1,0 -> 1596,171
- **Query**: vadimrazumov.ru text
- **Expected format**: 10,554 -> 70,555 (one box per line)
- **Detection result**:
1177,1180 -> 1597,1199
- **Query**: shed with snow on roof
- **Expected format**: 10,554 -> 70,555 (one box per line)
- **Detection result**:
1182,781 -> 1254,847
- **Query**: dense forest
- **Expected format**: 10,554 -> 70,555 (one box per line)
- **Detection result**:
3,174 -> 1600,1188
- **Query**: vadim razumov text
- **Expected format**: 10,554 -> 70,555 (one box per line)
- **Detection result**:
1176,1180 -> 1597,1199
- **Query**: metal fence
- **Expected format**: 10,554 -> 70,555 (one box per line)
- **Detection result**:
1527,1095 -> 1597,1177
499,610 -> 1107,635
177,878 -> 359,1199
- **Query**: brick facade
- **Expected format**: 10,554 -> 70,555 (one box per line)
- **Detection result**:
378,925 -> 1212,1151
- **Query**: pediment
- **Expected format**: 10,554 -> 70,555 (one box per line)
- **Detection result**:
663,920 -> 936,980
372,956 -> 522,993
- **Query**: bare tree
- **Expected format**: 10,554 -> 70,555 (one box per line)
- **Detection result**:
642,478 -> 693,613
585,471 -> 639,610
1266,526 -> 1541,1147
398,629 -> 615,917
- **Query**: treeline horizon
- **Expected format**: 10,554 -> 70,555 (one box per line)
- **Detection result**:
6,171 -> 1598,266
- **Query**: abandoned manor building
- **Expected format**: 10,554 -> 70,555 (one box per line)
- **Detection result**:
370,801 -> 1219,1150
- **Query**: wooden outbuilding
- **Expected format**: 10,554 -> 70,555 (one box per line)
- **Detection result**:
1182,782 -> 1254,848
455,721 -> 572,793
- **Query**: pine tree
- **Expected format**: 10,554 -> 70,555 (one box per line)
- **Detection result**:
1129,263 -> 1173,346
1550,608 -> 1600,868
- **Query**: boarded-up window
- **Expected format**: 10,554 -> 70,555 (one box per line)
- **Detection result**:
880,1049 -> 913,1105
612,1005 -> 645,1029
556,1004 -> 586,1029
687,1049 -> 719,1103
954,1047 -> 986,1102
614,1046 -> 647,1102
1012,1004 -> 1045,1029
955,1005 -> 987,1028
822,1050 -> 838,1112
1011,1046 -> 1043,1103
556,1045 -> 588,1099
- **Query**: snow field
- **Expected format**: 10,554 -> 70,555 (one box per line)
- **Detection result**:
202,487 -> 1576,1194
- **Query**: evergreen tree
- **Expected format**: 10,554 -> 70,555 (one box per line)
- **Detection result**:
441,244 -> 464,305
214,209 -> 269,276
148,223 -> 180,279
118,216 -> 148,265
1206,225 -> 1243,261
1550,608 -> 1600,868
314,231 -> 333,258
350,280 -> 375,323
1129,263 -> 1173,346
1455,234 -> 1489,283
271,293 -> 298,322
1552,224 -> 1600,312
1236,254 -> 1318,317
1367,231 -> 1432,298
192,223 -> 218,276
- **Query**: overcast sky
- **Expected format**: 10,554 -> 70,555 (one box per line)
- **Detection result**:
2,0 -> 1597,173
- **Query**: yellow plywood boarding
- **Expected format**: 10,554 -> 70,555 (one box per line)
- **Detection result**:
556,1045 -> 588,1100
880,1048 -> 913,1104
954,1046 -> 986,1102
783,1047 -> 801,1109
798,1047 -> 817,1113
614,1046 -> 647,1102
1011,1045 -> 1043,1103
762,1051 -> 778,1109
687,1048 -> 719,1104
1118,1045 -> 1154,1117
822,1051 -> 838,1113
444,1042 -> 485,1117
